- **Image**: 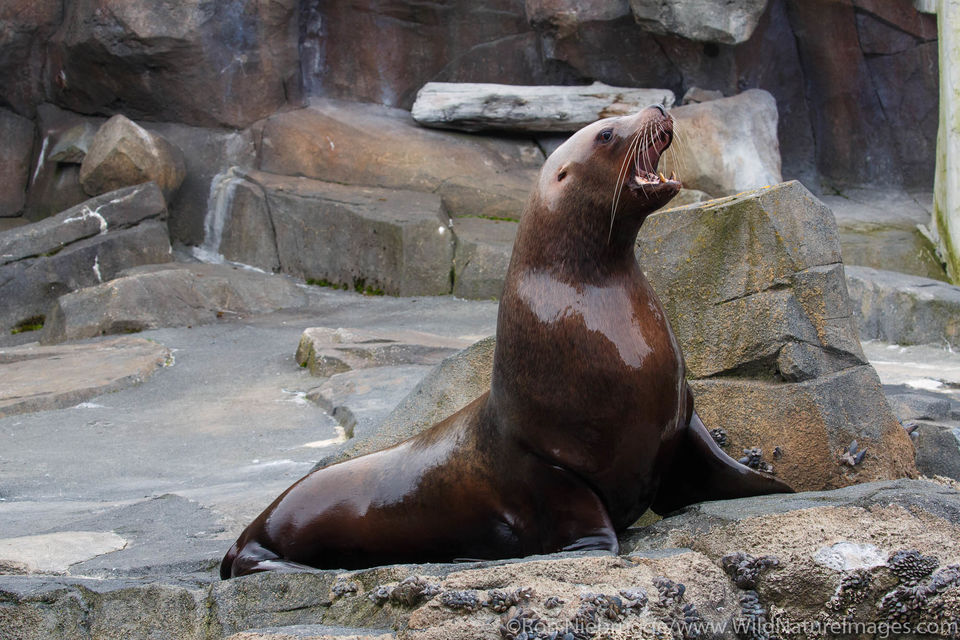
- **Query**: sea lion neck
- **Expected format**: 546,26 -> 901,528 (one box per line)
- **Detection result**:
507,191 -> 644,284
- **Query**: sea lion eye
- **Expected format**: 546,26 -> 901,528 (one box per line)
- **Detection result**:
597,129 -> 613,143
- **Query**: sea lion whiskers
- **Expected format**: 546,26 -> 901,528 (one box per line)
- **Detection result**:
609,128 -> 645,242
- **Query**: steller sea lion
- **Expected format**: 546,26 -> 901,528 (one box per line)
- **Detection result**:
220,106 -> 793,578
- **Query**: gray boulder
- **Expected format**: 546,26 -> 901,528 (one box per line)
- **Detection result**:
0,108 -> 34,218
258,99 -> 541,222
664,90 -> 782,196
845,265 -> 960,349
451,217 -> 518,300
41,263 -> 310,344
630,0 -> 770,44
209,169 -> 456,297
410,81 -> 674,133
623,478 -> 960,633
638,181 -> 916,490
0,183 -> 173,337
912,423 -> 960,481
80,115 -> 187,202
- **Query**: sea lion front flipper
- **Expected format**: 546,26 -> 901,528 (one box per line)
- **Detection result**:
651,407 -> 794,516
539,465 -> 620,554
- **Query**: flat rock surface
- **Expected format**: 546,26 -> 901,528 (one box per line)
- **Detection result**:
0,288 -> 498,580
0,336 -> 172,419
0,531 -> 126,575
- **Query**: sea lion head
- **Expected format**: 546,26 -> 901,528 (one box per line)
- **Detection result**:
534,106 -> 681,246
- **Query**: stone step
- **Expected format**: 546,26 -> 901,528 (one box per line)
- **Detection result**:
213,169 -> 455,297
821,187 -> 945,281
845,265 -> 960,349
40,263 -> 311,344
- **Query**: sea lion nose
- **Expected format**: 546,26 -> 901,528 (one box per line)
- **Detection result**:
650,104 -> 666,116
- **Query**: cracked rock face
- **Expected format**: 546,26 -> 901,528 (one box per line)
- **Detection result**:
637,180 -> 916,490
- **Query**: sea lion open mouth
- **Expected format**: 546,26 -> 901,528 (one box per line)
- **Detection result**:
628,121 -> 680,192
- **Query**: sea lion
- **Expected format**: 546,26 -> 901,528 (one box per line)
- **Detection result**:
220,106 -> 793,578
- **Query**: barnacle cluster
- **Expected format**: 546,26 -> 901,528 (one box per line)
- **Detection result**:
653,576 -> 686,607
721,552 -> 781,589
739,448 -> 774,474
826,569 -> 871,617
441,589 -> 483,612
838,440 -> 866,466
887,549 -> 939,584
331,579 -> 359,597
875,558 -> 960,627
618,588 -> 648,612
487,586 -> 534,613
738,590 -> 776,640
367,575 -> 440,607
709,428 -> 729,448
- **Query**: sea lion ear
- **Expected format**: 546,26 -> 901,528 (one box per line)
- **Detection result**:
557,163 -> 570,182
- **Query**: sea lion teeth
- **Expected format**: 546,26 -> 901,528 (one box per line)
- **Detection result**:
670,171 -> 677,181
658,172 -> 667,182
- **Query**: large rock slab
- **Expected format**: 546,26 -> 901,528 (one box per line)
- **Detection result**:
80,115 -> 186,202
41,263 -> 310,344
411,81 -> 674,133
663,90 -> 782,197
0,183 -> 173,336
211,169 -> 456,296
630,0 -> 770,44
846,266 -> 960,349
0,337 -> 171,418
258,100 -> 542,221
296,327 -> 473,378
47,0 -> 301,128
638,181 -> 916,490
0,108 -> 35,217
823,186 -> 945,281
451,218 -> 518,300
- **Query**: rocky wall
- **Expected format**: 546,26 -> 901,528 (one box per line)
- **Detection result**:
0,0 -> 938,210
299,0 -> 938,192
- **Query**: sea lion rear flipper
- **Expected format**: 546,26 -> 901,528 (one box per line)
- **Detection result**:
651,407 -> 794,516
